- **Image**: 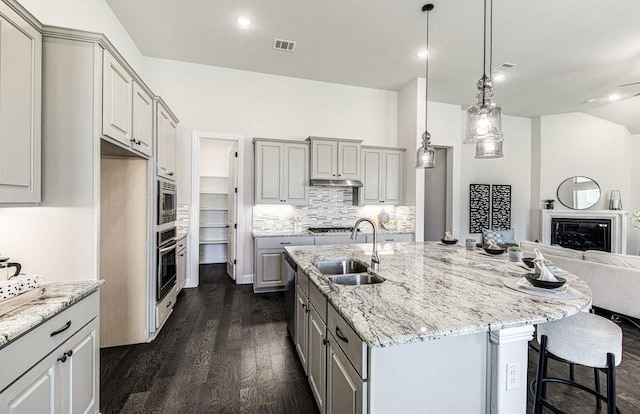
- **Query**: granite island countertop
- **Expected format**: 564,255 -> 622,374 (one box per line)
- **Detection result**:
0,280 -> 104,349
285,242 -> 592,348
253,228 -> 414,238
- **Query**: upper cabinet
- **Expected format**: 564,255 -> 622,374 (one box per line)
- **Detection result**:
102,51 -> 155,158
156,98 -> 178,181
0,2 -> 41,203
308,137 -> 362,181
360,147 -> 405,205
254,139 -> 309,205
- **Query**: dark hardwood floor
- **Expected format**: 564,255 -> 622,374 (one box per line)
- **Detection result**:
102,264 -> 640,413
100,264 -> 318,414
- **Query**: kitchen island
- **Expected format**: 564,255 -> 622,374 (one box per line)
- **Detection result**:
285,242 -> 592,413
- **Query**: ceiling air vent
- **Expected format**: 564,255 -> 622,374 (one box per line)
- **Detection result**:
495,62 -> 517,72
273,38 -> 296,52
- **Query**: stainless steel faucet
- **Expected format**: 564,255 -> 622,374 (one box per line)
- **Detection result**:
351,218 -> 380,271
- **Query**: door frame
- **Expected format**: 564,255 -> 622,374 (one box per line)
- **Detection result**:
190,131 -> 245,286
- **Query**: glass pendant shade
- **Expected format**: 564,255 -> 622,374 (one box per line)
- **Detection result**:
475,137 -> 503,158
465,76 -> 504,144
416,131 -> 436,168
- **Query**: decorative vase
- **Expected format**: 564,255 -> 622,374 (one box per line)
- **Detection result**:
294,223 -> 303,233
609,190 -> 622,210
508,251 -> 523,262
465,239 -> 477,251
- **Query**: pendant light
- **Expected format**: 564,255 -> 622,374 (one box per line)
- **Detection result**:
416,3 -> 436,169
464,0 -> 504,159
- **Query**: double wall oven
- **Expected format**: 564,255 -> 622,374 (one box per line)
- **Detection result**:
157,178 -> 178,303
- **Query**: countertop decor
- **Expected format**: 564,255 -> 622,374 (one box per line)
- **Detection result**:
0,280 -> 104,349
285,242 -> 591,348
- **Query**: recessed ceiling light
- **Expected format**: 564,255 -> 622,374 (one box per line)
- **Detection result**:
492,73 -> 507,82
235,15 -> 253,27
608,93 -> 621,101
416,50 -> 429,58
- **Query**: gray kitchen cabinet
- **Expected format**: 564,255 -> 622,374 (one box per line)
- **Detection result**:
102,50 -> 132,146
176,235 -> 187,294
0,292 -> 99,414
295,283 -> 309,375
360,147 -> 405,205
156,98 -> 178,180
0,1 -> 41,203
308,286 -> 328,414
254,236 -> 314,292
103,50 -> 155,158
132,81 -> 153,157
314,234 -> 367,245
326,335 -> 367,414
254,139 -> 309,205
308,137 -> 362,181
368,233 -> 414,244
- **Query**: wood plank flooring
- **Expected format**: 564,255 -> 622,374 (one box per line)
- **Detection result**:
102,264 -> 640,413
100,264 -> 317,414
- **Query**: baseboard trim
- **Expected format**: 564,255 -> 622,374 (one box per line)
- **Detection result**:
237,273 -> 253,285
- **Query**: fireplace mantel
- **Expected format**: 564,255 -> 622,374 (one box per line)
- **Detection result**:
541,210 -> 627,254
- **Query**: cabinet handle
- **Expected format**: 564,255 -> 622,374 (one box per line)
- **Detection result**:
57,350 -> 73,363
305,307 -> 310,314
50,321 -> 72,337
302,303 -> 307,309
322,338 -> 329,345
280,242 -> 291,245
167,301 -> 172,308
338,174 -> 341,177
335,326 -> 349,343
130,138 -> 136,143
385,238 -> 393,242
332,174 -> 336,177
168,172 -> 175,176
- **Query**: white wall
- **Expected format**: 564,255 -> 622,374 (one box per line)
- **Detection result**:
459,115 -> 533,243
199,139 -> 235,178
626,134 -> 640,254
141,57 -> 398,279
18,0 -> 144,73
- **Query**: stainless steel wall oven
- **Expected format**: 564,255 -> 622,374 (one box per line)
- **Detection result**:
157,227 -> 177,302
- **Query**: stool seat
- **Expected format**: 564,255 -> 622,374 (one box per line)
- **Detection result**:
537,312 -> 622,369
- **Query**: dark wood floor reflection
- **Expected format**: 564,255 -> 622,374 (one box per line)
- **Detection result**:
100,264 -> 318,414
101,264 -> 640,413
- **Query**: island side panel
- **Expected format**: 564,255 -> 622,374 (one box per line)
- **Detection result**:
368,331 -> 488,413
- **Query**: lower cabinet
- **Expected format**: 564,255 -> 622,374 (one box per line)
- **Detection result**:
308,303 -> 327,413
176,236 -> 187,293
368,233 -> 414,244
295,284 -> 309,374
326,336 -> 367,414
0,293 -> 99,414
254,236 -> 314,292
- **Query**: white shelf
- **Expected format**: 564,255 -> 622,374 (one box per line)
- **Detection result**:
200,191 -> 227,195
200,239 -> 228,245
200,208 -> 228,211
200,223 -> 228,228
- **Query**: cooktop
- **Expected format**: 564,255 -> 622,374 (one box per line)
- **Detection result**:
307,227 -> 359,234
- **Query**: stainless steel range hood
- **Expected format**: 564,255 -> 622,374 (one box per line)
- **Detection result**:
310,178 -> 363,187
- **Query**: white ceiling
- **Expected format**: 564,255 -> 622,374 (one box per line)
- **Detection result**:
105,0 -> 640,133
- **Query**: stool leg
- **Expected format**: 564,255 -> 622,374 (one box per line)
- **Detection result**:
606,353 -> 616,414
534,335 -> 548,414
594,368 -> 602,409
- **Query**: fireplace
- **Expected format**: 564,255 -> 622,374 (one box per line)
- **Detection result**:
541,210 -> 627,254
551,218 -> 611,252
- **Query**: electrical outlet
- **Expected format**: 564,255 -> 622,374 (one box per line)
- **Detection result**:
507,362 -> 521,390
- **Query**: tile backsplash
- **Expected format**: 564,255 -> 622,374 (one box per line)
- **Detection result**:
253,187 -> 415,231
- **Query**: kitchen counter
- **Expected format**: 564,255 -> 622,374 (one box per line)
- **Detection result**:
253,228 -> 414,238
0,280 -> 104,349
285,242 -> 591,348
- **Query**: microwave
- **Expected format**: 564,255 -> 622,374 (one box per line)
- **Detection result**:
158,179 -> 177,224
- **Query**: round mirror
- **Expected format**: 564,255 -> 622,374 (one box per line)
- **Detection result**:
556,176 -> 601,209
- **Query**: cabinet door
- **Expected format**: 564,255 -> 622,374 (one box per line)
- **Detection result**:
0,356 -> 57,414
166,117 -> 177,179
311,140 -> 337,179
295,285 -> 309,375
382,150 -> 403,205
255,248 -> 285,290
0,5 -> 41,203
176,248 -> 186,292
131,82 -> 153,157
156,104 -> 177,180
255,142 -> 283,204
337,142 -> 361,181
308,304 -> 327,413
60,321 -> 98,414
360,149 -> 382,204
326,338 -> 366,414
102,51 -> 132,146
283,143 -> 309,206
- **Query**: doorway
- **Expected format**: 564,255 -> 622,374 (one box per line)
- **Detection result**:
191,132 -> 243,286
423,148 -> 449,241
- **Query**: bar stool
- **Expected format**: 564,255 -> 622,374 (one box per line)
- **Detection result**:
532,312 -> 623,414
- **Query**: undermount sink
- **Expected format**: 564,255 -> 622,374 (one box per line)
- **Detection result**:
327,273 -> 385,286
312,259 -> 369,275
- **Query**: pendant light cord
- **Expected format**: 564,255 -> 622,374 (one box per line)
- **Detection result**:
425,6 -> 430,141
489,0 -> 493,79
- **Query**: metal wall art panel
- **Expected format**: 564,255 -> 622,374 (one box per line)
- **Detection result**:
491,184 -> 512,230
469,184 -> 491,233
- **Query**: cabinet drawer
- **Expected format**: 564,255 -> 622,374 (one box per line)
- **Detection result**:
296,269 -> 309,297
0,291 -> 99,393
328,304 -> 368,379
156,288 -> 178,330
256,236 -> 314,249
177,236 -> 187,252
368,233 -> 414,243
314,234 -> 366,245
309,282 -> 327,324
